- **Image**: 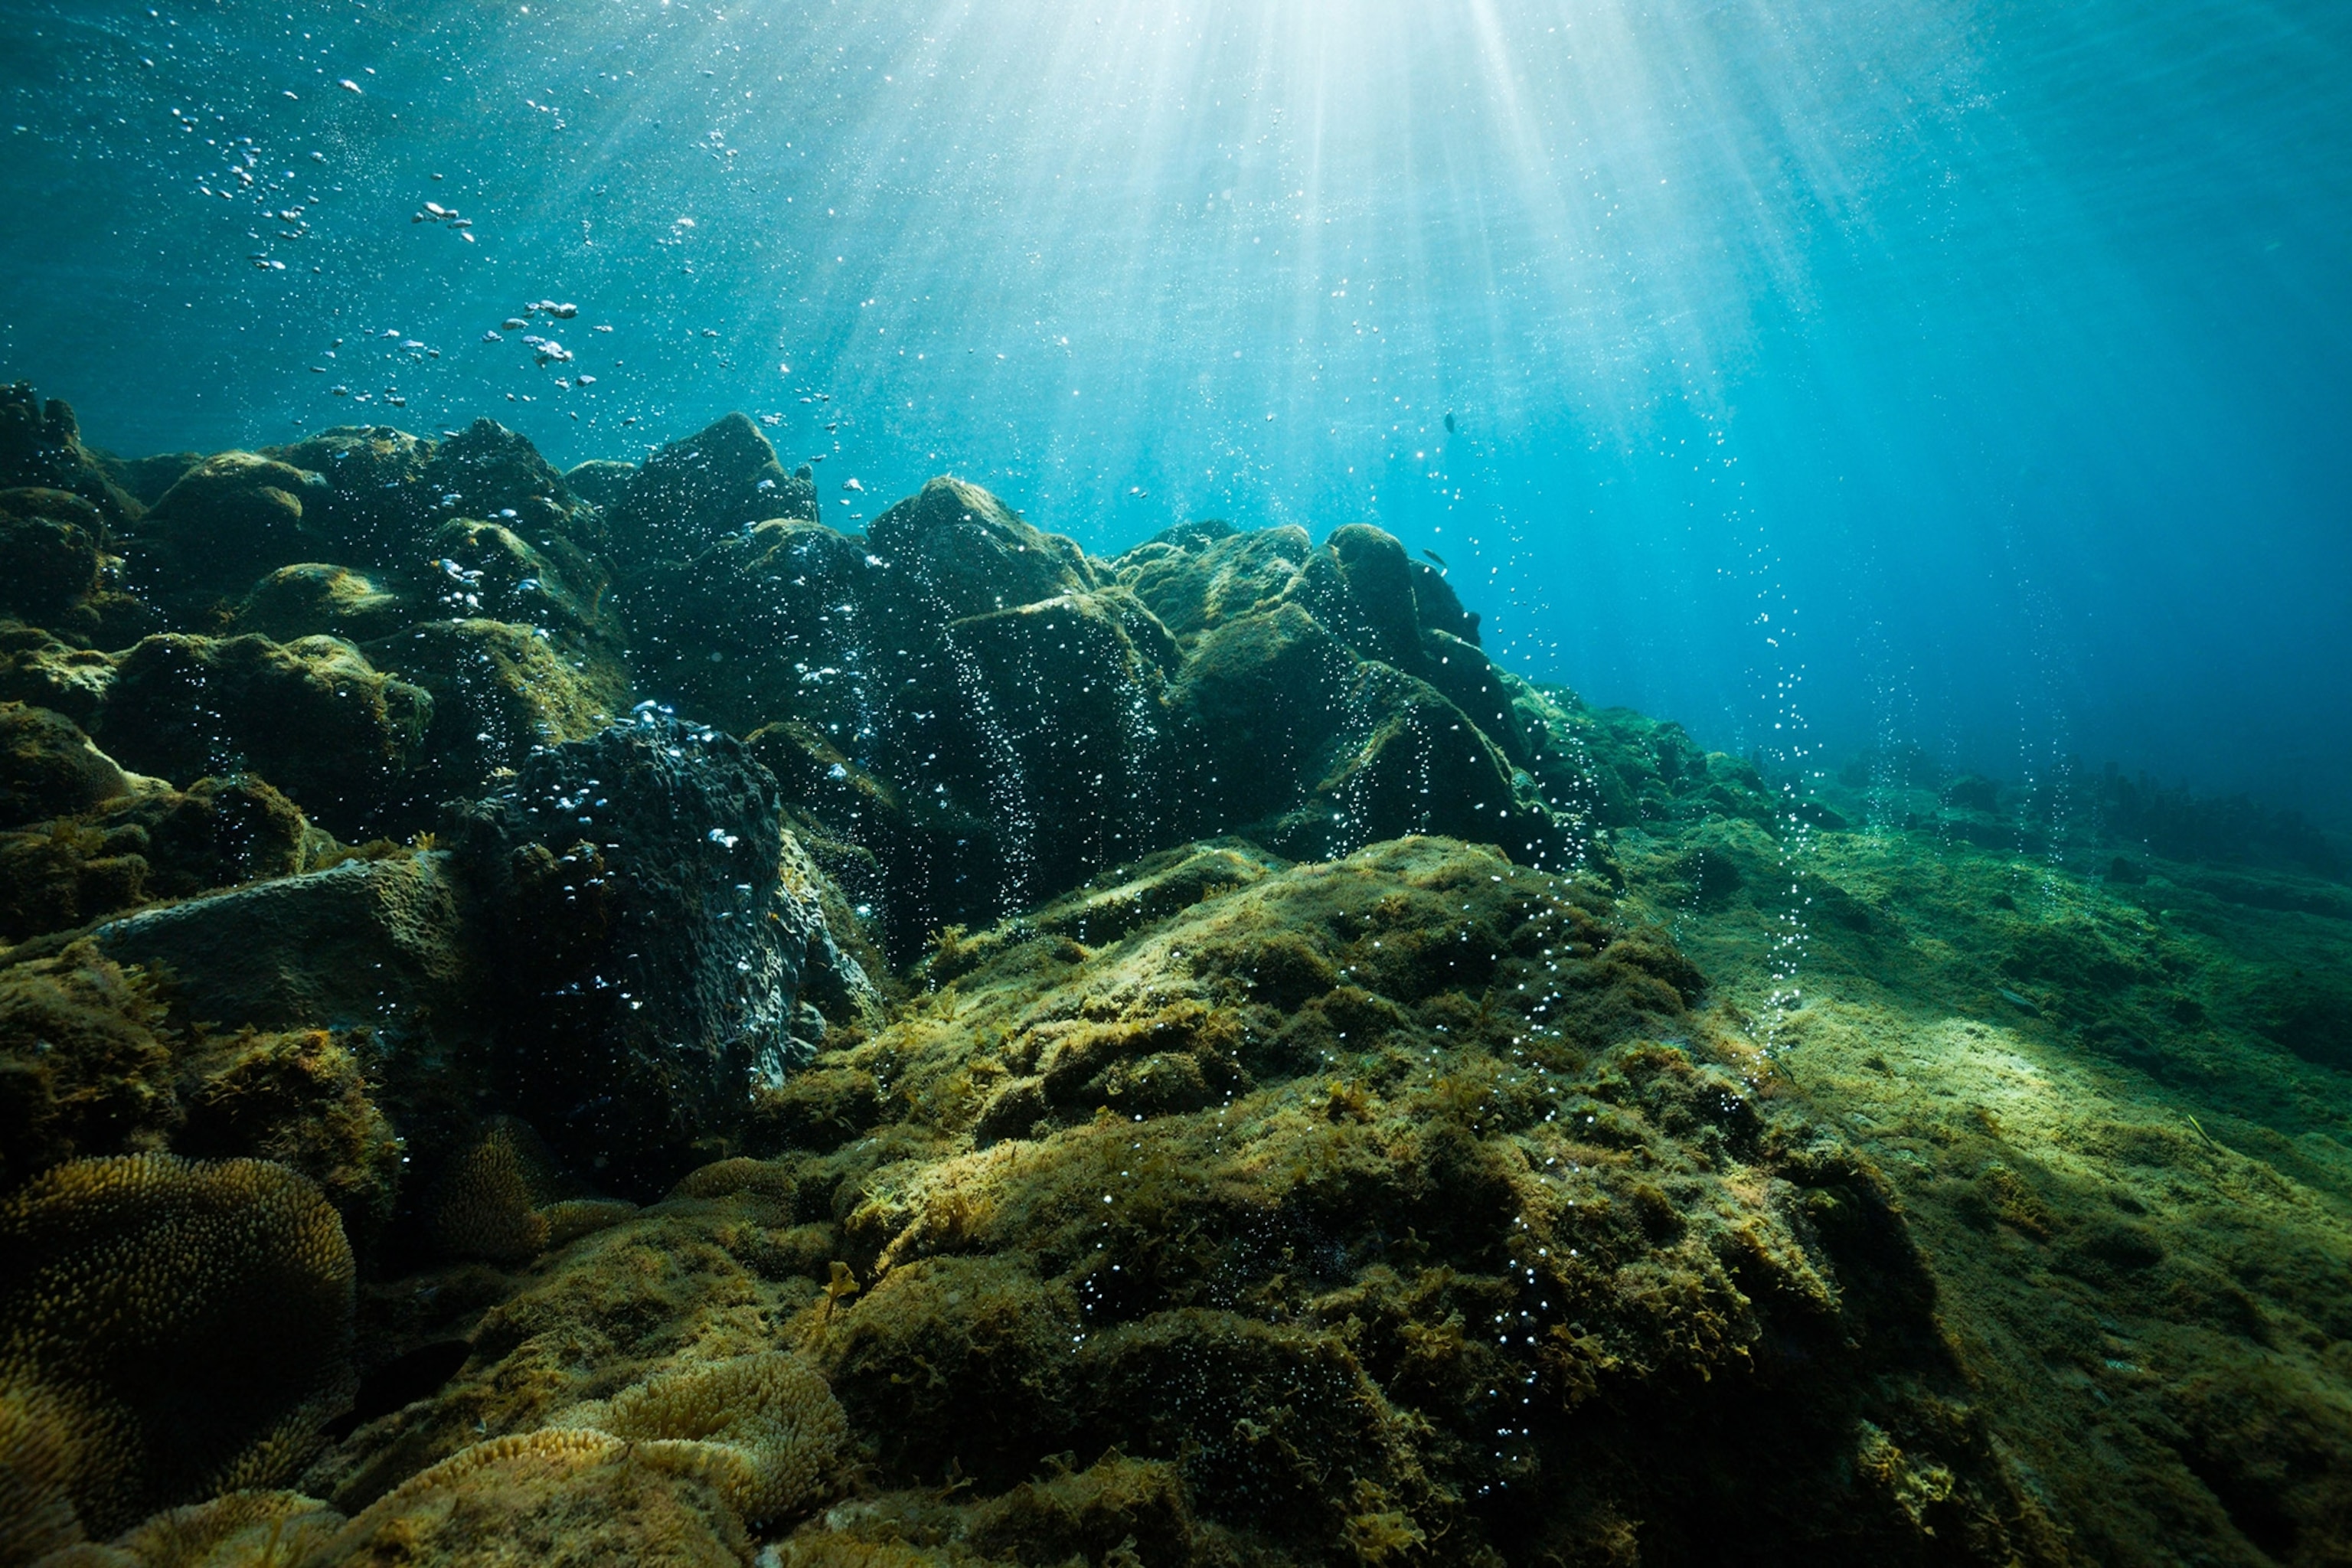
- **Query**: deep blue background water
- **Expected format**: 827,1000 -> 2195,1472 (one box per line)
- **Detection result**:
2,0 -> 2346,818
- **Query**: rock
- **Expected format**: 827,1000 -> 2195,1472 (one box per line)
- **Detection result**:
133,452 -> 328,600
867,475 -> 1093,621
916,591 -> 1176,907
94,449 -> 204,508
237,564 -> 412,644
606,413 -> 815,567
562,457 -> 637,511
449,713 -> 864,1193
0,384 -> 142,526
102,634 -> 433,839
1410,557 -> 1479,644
263,426 -> 439,565
621,518 -> 883,737
1115,521 -> 1312,643
0,703 -> 129,830
0,773 -> 323,945
423,517 -> 603,635
93,851 -> 469,1036
365,618 -> 624,809
0,489 -> 106,631
0,624 -> 116,727
419,419 -> 577,541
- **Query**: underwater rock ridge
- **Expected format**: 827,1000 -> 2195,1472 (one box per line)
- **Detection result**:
2,385 -> 2225,1566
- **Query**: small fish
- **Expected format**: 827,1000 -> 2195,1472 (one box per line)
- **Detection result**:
1996,986 -> 2040,1017
1443,410 -> 1456,433
1423,548 -> 1448,569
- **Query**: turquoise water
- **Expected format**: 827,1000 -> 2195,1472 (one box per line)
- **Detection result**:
2,0 -> 2346,810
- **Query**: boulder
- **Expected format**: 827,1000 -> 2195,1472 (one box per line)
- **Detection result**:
93,851 -> 469,1035
0,488 -> 106,630
606,412 -> 815,567
449,712 -> 865,1193
867,476 -> 1095,620
1115,521 -> 1312,643
561,457 -> 636,511
264,425 -> 439,565
0,702 -> 131,830
419,419 -> 577,541
620,517 -> 884,737
365,618 -> 624,809
102,634 -> 433,838
0,384 -> 142,525
0,623 -> 116,727
0,773 -> 321,944
134,452 -> 328,599
237,564 -> 412,644
424,518 -> 602,635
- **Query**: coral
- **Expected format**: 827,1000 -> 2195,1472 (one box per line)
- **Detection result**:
95,1488 -> 345,1568
424,1118 -> 632,1265
0,1154 -> 355,1537
302,1428 -> 748,1568
560,1351 -> 848,1524
101,635 -> 432,838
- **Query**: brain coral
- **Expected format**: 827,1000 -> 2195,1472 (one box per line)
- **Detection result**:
301,1428 -> 749,1568
561,1351 -> 848,1526
0,1153 -> 356,1539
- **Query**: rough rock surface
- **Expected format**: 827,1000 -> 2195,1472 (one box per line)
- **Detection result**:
4,390 -> 2343,1567
91,851 -> 472,1037
450,712 -> 867,1193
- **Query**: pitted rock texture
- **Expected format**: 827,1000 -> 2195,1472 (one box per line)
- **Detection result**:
451,711 -> 868,1194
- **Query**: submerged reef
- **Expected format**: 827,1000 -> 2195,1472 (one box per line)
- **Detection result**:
0,382 -> 2347,1566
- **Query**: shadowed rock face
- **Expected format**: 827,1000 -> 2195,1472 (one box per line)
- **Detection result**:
449,711 -> 861,1194
605,411 -> 818,567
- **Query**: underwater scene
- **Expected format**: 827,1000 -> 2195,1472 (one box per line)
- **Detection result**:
2,0 -> 2350,1564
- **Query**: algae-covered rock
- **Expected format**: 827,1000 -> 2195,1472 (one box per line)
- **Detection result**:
868,475 -> 1094,622
450,714 -> 865,1193
0,1153 -> 355,1537
366,618 -> 622,810
0,704 -> 130,831
132,453 -> 325,602
0,773 -> 323,945
561,457 -> 635,511
92,852 -> 469,1037
262,425 -> 439,567
0,626 -> 116,728
607,412 -> 815,567
101,634 -> 432,838
234,564 -> 411,645
0,385 -> 142,527
419,420 -> 577,541
0,490 -> 106,634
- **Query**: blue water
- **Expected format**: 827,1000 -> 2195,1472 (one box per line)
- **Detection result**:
3,0 -> 2346,816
